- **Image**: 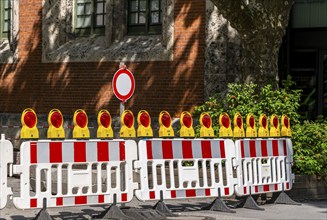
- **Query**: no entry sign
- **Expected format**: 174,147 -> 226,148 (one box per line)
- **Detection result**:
112,68 -> 135,102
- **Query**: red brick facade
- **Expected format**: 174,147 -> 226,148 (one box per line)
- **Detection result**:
0,0 -> 205,117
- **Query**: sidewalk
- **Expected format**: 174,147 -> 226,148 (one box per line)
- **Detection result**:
0,177 -> 326,220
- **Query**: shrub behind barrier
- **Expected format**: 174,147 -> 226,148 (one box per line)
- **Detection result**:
292,118 -> 327,176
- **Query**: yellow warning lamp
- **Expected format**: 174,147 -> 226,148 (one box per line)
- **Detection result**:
258,113 -> 269,137
159,111 -> 174,137
20,108 -> 39,139
120,110 -> 136,138
73,109 -> 90,139
137,110 -> 153,137
269,114 -> 281,137
199,112 -> 214,138
233,113 -> 245,138
219,113 -> 233,138
281,114 -> 292,137
180,111 -> 195,138
246,113 -> 257,137
47,109 -> 65,139
97,110 -> 113,139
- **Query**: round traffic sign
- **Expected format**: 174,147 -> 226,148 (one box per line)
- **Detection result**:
112,68 -> 135,102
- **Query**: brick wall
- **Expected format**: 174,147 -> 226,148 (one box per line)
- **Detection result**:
0,0 -> 205,118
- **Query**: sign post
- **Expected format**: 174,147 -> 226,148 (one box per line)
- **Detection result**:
112,63 -> 135,203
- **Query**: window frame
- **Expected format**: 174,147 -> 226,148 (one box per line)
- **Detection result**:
127,0 -> 162,35
74,0 -> 106,37
0,0 -> 11,39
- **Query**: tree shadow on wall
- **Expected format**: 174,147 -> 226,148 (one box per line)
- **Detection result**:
0,0 -> 206,119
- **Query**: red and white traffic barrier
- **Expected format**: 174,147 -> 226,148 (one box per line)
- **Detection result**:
12,139 -> 137,209
0,134 -> 13,209
134,139 -> 237,201
233,138 -> 294,196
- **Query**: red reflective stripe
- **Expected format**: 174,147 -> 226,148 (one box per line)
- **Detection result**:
205,189 -> 211,196
75,196 -> 87,205
286,182 -> 290,190
186,189 -> 196,197
30,198 -> 37,208
243,187 -> 247,194
220,141 -> 226,159
120,142 -> 125,161
241,141 -> 245,158
149,191 -> 155,199
56,197 -> 63,206
224,188 -> 229,196
182,140 -> 193,159
30,142 -> 37,164
272,140 -> 279,156
171,190 -> 176,198
97,142 -> 109,162
283,140 -> 287,156
121,193 -> 127,202
50,142 -> 62,163
162,140 -> 173,159
255,186 -> 258,193
274,184 -> 278,191
264,185 -> 269,192
249,140 -> 256,157
261,140 -> 268,157
98,195 -> 104,203
74,142 -> 86,162
146,141 -> 153,159
201,141 -> 212,158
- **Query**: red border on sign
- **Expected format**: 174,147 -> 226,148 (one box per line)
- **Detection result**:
112,68 -> 135,102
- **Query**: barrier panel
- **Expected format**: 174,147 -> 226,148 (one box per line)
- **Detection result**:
0,134 -> 13,209
134,139 -> 237,201
234,138 -> 294,197
12,139 -> 138,210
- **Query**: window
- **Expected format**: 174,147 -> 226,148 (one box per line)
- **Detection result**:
74,0 -> 106,36
0,0 -> 11,39
128,0 -> 162,35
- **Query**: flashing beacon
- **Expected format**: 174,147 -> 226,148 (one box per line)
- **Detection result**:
97,110 -> 113,139
73,109 -> 90,139
233,112 -> 245,138
137,110 -> 153,137
20,108 -> 39,139
47,109 -> 65,139
281,114 -> 292,137
219,112 -> 233,138
199,112 -> 214,138
246,113 -> 257,137
159,111 -> 174,137
179,111 -> 195,138
269,114 -> 280,137
120,110 -> 136,138
258,113 -> 269,137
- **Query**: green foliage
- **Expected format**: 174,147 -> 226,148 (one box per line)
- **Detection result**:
194,77 -> 302,132
292,118 -> 327,175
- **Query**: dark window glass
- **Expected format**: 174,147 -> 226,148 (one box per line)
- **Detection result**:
128,0 -> 162,35
75,0 -> 106,36
0,0 -> 11,39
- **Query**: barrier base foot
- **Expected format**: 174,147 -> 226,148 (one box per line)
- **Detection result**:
272,192 -> 301,206
153,201 -> 174,217
34,209 -> 53,220
203,198 -> 236,213
243,196 -> 265,211
93,204 -> 134,220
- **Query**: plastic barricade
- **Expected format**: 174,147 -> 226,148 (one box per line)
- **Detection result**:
0,134 -> 13,209
12,139 -> 137,209
234,138 -> 294,196
134,139 -> 237,201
